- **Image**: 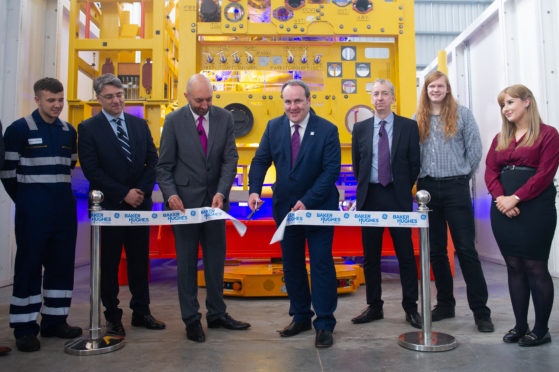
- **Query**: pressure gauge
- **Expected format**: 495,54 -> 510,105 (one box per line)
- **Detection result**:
273,6 -> 294,22
355,63 -> 371,78
224,3 -> 245,22
341,46 -> 356,61
327,63 -> 342,77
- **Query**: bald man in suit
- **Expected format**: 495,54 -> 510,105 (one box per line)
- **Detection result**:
157,74 -> 250,343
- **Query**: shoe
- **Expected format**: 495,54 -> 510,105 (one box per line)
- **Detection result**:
503,328 -> 527,343
106,321 -> 126,337
40,322 -> 83,339
518,331 -> 551,347
315,330 -> 333,348
278,320 -> 312,337
351,306 -> 384,324
15,334 -> 40,352
207,313 -> 250,330
0,346 -> 11,356
132,314 -> 166,330
431,305 -> 455,321
406,311 -> 422,329
475,317 -> 495,333
186,320 -> 205,343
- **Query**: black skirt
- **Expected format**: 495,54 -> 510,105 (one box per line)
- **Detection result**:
490,168 -> 557,261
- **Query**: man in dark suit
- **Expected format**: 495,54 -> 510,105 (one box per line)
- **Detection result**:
248,80 -> 341,348
351,79 -> 422,329
156,74 -> 250,343
78,74 -> 165,336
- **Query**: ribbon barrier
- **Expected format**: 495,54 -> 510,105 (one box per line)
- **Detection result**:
66,189 -> 455,355
270,210 -> 428,244
90,207 -> 247,237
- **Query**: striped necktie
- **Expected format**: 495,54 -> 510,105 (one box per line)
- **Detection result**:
113,118 -> 132,162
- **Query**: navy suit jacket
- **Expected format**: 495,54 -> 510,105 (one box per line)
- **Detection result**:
249,113 -> 341,225
78,112 -> 158,211
352,113 -> 420,211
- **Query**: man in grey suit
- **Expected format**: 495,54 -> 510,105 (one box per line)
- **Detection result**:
156,74 -> 250,343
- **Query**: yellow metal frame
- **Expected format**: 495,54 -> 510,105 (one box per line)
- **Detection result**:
67,0 -> 178,147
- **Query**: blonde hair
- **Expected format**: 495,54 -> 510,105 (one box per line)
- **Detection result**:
416,71 -> 458,143
496,84 -> 541,150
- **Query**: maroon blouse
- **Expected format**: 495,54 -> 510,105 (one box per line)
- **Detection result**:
485,123 -> 559,201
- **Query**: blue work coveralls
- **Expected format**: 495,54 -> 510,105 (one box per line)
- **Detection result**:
1,110 -> 77,338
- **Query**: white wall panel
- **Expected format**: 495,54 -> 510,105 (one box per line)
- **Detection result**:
419,0 -> 559,275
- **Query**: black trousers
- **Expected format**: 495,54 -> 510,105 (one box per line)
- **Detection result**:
361,183 -> 418,313
100,225 -> 151,322
417,177 -> 490,318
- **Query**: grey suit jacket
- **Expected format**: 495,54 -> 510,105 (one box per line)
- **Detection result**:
156,105 -> 239,211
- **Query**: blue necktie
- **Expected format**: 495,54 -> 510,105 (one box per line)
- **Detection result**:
113,118 -> 132,162
378,120 -> 391,186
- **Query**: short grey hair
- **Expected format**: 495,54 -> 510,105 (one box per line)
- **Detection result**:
93,73 -> 123,95
186,74 -> 212,94
371,78 -> 395,96
281,79 -> 311,99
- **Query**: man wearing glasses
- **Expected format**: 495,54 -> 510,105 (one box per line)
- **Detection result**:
78,74 -> 165,337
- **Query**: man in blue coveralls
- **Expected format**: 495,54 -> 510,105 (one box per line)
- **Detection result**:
1,78 -> 82,352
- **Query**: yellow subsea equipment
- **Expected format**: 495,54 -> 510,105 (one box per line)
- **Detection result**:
67,0 -> 417,297
180,0 -> 417,166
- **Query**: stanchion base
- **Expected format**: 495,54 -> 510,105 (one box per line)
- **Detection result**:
398,331 -> 456,352
64,334 -> 125,356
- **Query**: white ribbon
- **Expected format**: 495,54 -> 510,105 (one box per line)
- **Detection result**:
270,210 -> 428,244
90,207 -> 247,237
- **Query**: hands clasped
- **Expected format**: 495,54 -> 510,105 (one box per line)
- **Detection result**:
495,195 -> 520,218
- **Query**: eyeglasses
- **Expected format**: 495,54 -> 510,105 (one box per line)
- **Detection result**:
98,92 -> 124,100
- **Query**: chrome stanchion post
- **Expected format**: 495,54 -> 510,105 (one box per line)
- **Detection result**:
65,190 -> 125,355
398,190 -> 457,352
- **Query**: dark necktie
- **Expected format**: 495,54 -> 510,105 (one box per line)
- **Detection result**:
291,124 -> 301,167
198,116 -> 208,155
378,120 -> 391,186
113,118 -> 131,162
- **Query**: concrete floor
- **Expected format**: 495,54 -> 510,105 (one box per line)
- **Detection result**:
1,258 -> 558,372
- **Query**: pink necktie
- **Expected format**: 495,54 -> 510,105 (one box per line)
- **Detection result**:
198,116 -> 207,155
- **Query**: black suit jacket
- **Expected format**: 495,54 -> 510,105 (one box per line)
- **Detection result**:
352,113 -> 420,211
78,112 -> 158,210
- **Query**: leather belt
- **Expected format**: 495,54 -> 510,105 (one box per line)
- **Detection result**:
501,165 -> 535,172
420,175 -> 468,182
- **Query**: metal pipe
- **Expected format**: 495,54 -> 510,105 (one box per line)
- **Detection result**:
64,190 -> 125,355
85,1 -> 91,39
89,193 -> 102,340
398,190 -> 456,352
418,201 -> 432,345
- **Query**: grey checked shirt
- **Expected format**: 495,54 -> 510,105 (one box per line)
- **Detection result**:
414,105 -> 482,178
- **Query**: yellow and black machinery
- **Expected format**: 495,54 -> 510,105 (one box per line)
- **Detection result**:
67,0 -> 417,296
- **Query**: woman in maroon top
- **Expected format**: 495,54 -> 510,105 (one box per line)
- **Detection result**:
485,84 -> 559,347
